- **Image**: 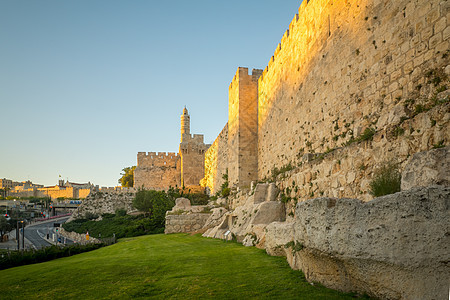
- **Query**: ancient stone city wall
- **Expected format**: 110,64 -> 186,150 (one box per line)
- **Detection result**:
134,152 -> 181,189
203,0 -> 449,200
257,0 -> 449,180
228,68 -> 262,189
201,124 -> 228,195
8,186 -> 93,199
277,102 -> 449,203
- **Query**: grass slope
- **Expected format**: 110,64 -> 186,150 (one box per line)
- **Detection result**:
0,234 -> 361,299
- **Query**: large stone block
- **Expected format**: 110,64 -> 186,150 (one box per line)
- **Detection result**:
173,198 -> 191,210
401,146 -> 450,190
293,186 -> 450,299
252,201 -> 285,225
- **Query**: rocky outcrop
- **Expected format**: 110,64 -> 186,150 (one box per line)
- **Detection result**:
292,186 -> 450,300
69,191 -> 136,221
401,146 -> 450,191
58,228 -> 100,244
203,184 -> 282,242
202,181 -> 450,300
164,198 -> 213,234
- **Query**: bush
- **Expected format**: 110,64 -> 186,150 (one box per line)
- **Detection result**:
221,188 -> 231,198
84,212 -> 98,220
0,243 -> 109,270
369,162 -> 401,197
115,209 -> 127,217
63,213 -> 164,239
189,193 -> 210,205
133,190 -> 175,228
358,127 -> 376,142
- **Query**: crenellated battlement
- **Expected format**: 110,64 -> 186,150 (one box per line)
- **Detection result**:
180,133 -> 205,145
260,1 -> 313,81
137,151 -> 179,168
229,67 -> 263,90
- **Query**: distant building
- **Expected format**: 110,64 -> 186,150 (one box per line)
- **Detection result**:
6,179 -> 94,199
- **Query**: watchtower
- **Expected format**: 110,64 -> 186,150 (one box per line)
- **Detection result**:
179,108 -> 210,187
228,67 -> 262,190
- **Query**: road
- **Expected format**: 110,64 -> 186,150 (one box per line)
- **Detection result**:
24,217 -> 74,249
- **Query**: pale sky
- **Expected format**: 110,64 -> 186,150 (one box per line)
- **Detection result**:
0,0 -> 302,187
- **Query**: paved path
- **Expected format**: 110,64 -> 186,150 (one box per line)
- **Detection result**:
0,216 -> 74,250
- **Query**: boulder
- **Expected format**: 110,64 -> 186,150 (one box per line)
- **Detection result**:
173,198 -> 191,211
202,207 -> 228,229
293,186 -> 450,300
253,184 -> 268,204
266,183 -> 279,201
265,222 -> 294,256
252,201 -> 285,225
401,146 -> 450,190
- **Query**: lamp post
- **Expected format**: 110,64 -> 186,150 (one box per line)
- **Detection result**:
22,221 -> 25,250
16,221 -> 19,251
16,220 -> 25,251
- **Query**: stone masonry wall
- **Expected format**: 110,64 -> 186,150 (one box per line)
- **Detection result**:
201,124 -> 228,195
180,134 -> 210,187
8,186 -> 93,199
228,67 -> 262,190
276,103 -> 449,203
257,0 -> 449,180
134,152 -> 181,190
165,213 -> 211,234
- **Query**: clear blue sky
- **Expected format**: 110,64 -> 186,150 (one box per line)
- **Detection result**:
0,0 -> 302,187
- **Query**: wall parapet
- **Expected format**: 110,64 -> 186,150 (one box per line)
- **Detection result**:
137,151 -> 179,168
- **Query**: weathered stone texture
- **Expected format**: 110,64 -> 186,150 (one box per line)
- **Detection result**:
201,124 -> 228,195
257,0 -> 449,182
164,198 -> 213,234
180,133 -> 209,187
401,146 -> 450,190
164,213 -> 211,234
204,182 -> 450,300
134,152 -> 180,190
274,102 -> 449,203
292,186 -> 450,300
202,0 -> 449,198
228,68 -> 262,190
69,190 -> 136,220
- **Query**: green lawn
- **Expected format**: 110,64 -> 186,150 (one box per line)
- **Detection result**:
0,234 -> 361,299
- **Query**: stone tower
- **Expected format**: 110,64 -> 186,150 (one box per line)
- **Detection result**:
228,67 -> 262,190
179,108 -> 210,187
181,106 -> 190,139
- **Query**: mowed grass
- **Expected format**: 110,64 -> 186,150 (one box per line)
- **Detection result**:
0,234 -> 358,299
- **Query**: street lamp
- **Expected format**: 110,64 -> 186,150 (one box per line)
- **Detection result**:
16,220 -> 24,251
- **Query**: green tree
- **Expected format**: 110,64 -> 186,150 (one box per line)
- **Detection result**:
119,166 -> 136,187
133,190 -> 175,227
0,216 -> 12,241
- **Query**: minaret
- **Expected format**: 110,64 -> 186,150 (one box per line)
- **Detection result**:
181,106 -> 190,142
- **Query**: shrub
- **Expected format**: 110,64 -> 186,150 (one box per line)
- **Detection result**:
369,162 -> 401,197
189,193 -> 210,205
358,127 -> 376,142
133,190 -> 175,227
63,213 -> 163,239
85,212 -> 99,220
115,209 -> 127,217
221,188 -> 231,197
0,243 -> 109,270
